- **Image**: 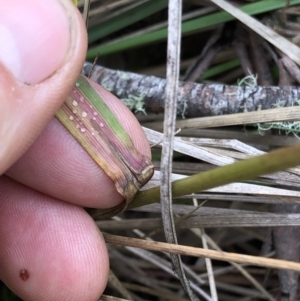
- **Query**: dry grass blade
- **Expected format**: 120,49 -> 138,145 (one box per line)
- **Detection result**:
87,0 -> 137,18
122,283 -> 190,301
107,270 -> 133,300
161,0 -> 199,300
209,0 -> 300,65
203,234 -> 276,301
196,226 -> 218,301
100,295 -> 131,301
90,0 -> 149,24
149,106 -> 300,131
82,0 -> 91,27
145,127 -> 235,166
97,207 -> 300,229
103,233 -> 300,272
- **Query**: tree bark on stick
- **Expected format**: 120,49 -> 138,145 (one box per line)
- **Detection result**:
83,62 -> 300,118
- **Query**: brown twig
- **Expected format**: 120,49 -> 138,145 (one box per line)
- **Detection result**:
83,62 -> 300,118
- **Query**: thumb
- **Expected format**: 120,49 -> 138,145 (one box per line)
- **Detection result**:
0,0 -> 87,174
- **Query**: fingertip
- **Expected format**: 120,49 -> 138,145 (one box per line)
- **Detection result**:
0,0 -> 87,175
0,0 -> 85,85
0,176 -> 109,301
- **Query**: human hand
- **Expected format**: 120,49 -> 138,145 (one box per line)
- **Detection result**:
0,0 -> 151,300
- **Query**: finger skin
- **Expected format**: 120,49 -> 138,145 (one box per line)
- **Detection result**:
6,85 -> 151,208
0,176 -> 109,301
0,0 -> 87,175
